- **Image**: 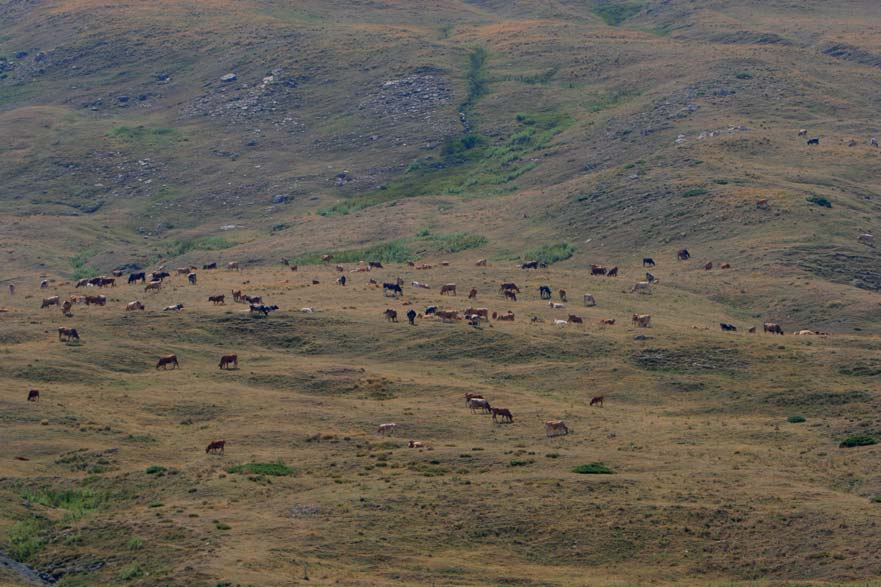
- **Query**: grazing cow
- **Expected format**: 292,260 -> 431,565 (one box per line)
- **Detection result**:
475,258 -> 487,267
227,261 -> 240,271
591,264 -> 607,276
606,267 -> 618,277
848,139 -> 857,147
164,303 -> 184,311
435,309 -> 460,322
383,283 -> 403,297
499,282 -> 520,294
568,315 -> 583,324
337,275 -> 347,287
748,326 -> 757,333
763,322 -> 784,335
677,249 -> 690,261
58,327 -> 80,342
209,295 -> 225,305
205,440 -> 225,455
872,138 -> 879,148
187,272 -> 197,285
28,389 -> 39,402
126,300 -> 145,311
406,309 -> 417,325
549,302 -> 565,309
704,262 -> 713,271
290,265 -> 298,272
415,263 -> 432,270
377,423 -> 397,436
493,311 -> 515,321
590,396 -> 604,407
440,284 -> 457,296
128,272 -> 146,284
521,260 -> 539,269
177,267 -> 190,275
545,420 -> 569,437
807,137 -> 819,145
599,318 -> 616,326
425,306 -> 438,315
798,129 -> 807,136
40,279 -> 49,289
720,323 -> 737,332
554,320 -> 568,327
85,295 -> 107,306
464,393 -> 484,406
321,255 -> 333,263
408,440 -> 424,448
632,314 -> 652,328
112,270 -> 124,277
75,278 -> 90,288
646,272 -> 658,283
630,281 -> 651,294
232,290 -> 244,303
384,309 -> 398,322
539,285 -> 552,300
41,296 -> 60,308
643,258 -> 656,267
492,407 -> 513,423
720,263 -> 731,269
756,199 -> 770,210
151,271 -> 170,282
61,300 -> 73,316
156,354 -> 179,369
335,264 -> 345,273
411,281 -> 430,289
504,290 -> 517,302
468,288 -> 478,300
369,261 -> 384,269
243,295 -> 262,305
465,307 -> 489,320
203,262 -> 217,270
468,398 -> 492,413
559,289 -> 568,302
249,304 -> 279,316
584,293 -> 597,307
219,354 -> 238,369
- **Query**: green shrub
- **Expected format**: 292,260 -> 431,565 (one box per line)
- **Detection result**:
226,461 -> 293,476
523,242 -> 574,265
682,188 -> 708,198
572,462 -> 615,474
840,435 -> 877,448
294,241 -> 414,265
8,516 -> 50,561
145,465 -> 167,474
127,537 -> 144,550
787,415 -> 806,423
118,562 -> 144,581
806,195 -> 832,208
24,487 -> 108,520
594,3 -> 642,26
509,459 -> 533,467
418,231 -> 488,254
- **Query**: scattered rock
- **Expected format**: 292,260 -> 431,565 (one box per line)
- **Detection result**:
220,73 -> 237,82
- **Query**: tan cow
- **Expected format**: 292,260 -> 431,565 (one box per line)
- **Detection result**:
475,258 -> 487,267
145,281 -> 162,293
632,314 -> 652,328
376,423 -> 397,436
41,296 -> 60,308
545,420 -> 569,437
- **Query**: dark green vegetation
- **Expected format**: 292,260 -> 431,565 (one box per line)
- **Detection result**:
839,435 -> 877,448
572,462 -> 615,474
225,461 -> 293,476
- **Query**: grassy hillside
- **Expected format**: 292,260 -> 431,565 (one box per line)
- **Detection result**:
2,1 -> 881,585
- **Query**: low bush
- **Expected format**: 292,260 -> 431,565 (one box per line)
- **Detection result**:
572,462 -> 615,474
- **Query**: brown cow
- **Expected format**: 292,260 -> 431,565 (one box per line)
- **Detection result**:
606,267 -> 618,277
27,389 -> 39,402
440,284 -> 457,296
219,354 -> 238,369
568,315 -> 584,324
61,300 -> 73,316
599,318 -> 616,327
435,310 -> 460,322
321,254 -> 333,263
384,309 -> 398,322
503,290 -> 517,302
468,288 -> 478,300
491,407 -> 513,423
468,398 -> 492,413
156,354 -> 179,370
464,392 -> 484,405
748,326 -> 757,333
227,261 -> 240,271
41,296 -> 60,308
492,311 -> 515,321
763,322 -> 784,335
545,420 -> 569,437
232,289 -> 244,302
591,264 -> 607,276
720,263 -> 731,269
475,259 -> 487,267
703,262 -> 713,271
126,300 -> 145,311
205,440 -> 225,455
145,281 -> 162,293
632,314 -> 652,328
559,289 -> 568,302
335,264 -> 345,272
85,295 -> 107,306
589,396 -> 604,407
58,327 -> 80,342
209,295 -> 225,305
465,307 -> 489,320
677,249 -> 691,260
177,267 -> 190,275
498,282 -> 520,294
756,199 -> 769,210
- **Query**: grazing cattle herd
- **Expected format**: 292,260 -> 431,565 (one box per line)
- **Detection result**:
12,245 -> 829,458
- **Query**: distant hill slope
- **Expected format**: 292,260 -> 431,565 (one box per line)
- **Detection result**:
2,0 -> 881,331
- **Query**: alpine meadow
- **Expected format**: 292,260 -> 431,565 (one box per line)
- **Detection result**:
3,1 -> 881,586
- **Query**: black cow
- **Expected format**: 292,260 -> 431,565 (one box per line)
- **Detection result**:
337,275 -> 347,286
203,262 -> 217,270
720,323 -> 737,332
151,271 -> 170,282
249,304 -> 279,316
539,285 -> 552,300
520,260 -> 539,269
369,261 -> 384,269
128,272 -> 146,284
407,309 -> 417,325
383,283 -> 403,297
643,258 -> 655,267
807,137 -> 819,145
425,305 -> 438,315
